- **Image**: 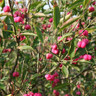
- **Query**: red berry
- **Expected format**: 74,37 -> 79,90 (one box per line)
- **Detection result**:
89,7 -> 95,12
83,54 -> 92,60
77,41 -> 82,48
3,6 -> 10,12
14,17 -> 23,23
81,41 -> 86,48
24,24 -> 31,30
52,49 -> 59,55
46,53 -> 53,59
13,72 -> 19,77
49,18 -> 53,23
51,44 -> 57,50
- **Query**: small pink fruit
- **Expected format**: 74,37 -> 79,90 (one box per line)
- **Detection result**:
93,1 -> 96,5
81,22 -> 85,25
67,12 -> 71,15
19,35 -> 26,41
14,17 -> 23,23
77,84 -> 80,89
80,5 -> 82,8
77,41 -> 82,48
59,64 -> 63,68
46,53 -> 53,59
3,6 -> 10,12
28,92 -> 34,96
83,30 -> 88,36
47,24 -> 51,28
57,36 -> 62,42
23,94 -> 29,96
34,93 -> 42,96
53,72 -> 59,77
24,24 -> 31,30
82,39 -> 89,45
62,48 -> 66,54
89,7 -> 95,12
53,79 -> 60,84
76,91 -> 81,95
53,90 -> 59,96
13,72 -> 19,77
83,54 -> 92,61
80,41 -> 86,48
64,94 -> 69,96
52,49 -> 59,54
49,18 -> 53,23
51,44 -> 57,50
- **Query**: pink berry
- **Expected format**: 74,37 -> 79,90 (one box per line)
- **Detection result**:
76,24 -> 80,29
25,24 -> 31,30
53,79 -> 60,84
49,18 -> 53,23
14,11 -> 22,17
67,12 -> 71,15
23,94 -> 29,96
62,48 -> 66,54
53,72 -> 59,77
64,94 -> 69,96
14,17 -> 23,23
83,54 -> 92,60
45,74 -> 52,80
59,64 -> 63,68
81,22 -> 85,25
3,6 -> 10,12
28,92 -> 34,96
34,93 -> 42,96
93,1 -> 96,5
81,41 -> 86,48
42,24 -> 47,30
80,5 -> 82,8
46,53 -> 53,59
89,7 -> 95,12
20,8 -> 27,13
13,72 -> 19,77
19,35 -> 26,41
51,44 -> 57,50
76,91 -> 81,95
57,36 -> 62,42
82,39 -> 89,45
47,24 -> 51,28
77,41 -> 82,48
77,84 -> 80,89
83,30 -> 88,36
53,90 -> 59,96
52,49 -> 59,55
66,37 -> 73,41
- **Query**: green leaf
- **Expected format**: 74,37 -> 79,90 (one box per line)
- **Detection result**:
68,38 -> 77,59
60,13 -> 72,23
68,0 -> 83,10
35,26 -> 43,43
62,66 -> 69,78
53,3 -> 60,29
0,83 -> 5,90
54,83 -> 69,90
59,16 -> 80,32
35,2 -> 46,12
59,33 -> 73,42
17,45 -> 33,50
21,33 -> 37,36
29,1 -> 41,10
83,0 -> 91,8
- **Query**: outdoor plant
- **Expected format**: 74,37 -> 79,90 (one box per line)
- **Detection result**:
0,0 -> 96,96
